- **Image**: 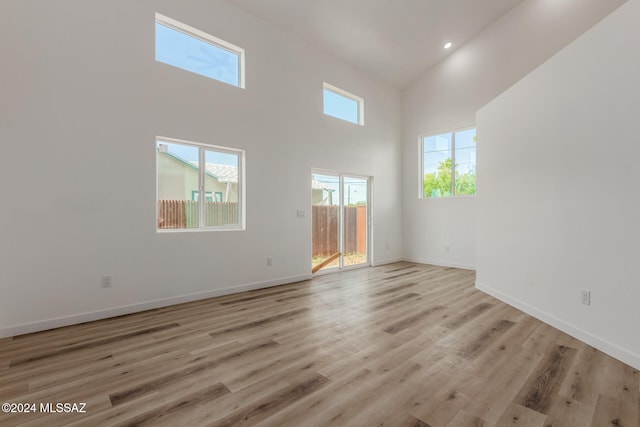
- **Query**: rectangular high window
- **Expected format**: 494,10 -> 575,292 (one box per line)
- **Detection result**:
421,127 -> 476,197
156,137 -> 245,231
323,83 -> 364,126
155,13 -> 245,88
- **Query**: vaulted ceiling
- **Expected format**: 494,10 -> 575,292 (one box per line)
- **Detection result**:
227,0 -> 528,88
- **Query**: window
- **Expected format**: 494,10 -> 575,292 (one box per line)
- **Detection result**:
191,191 -> 214,202
156,137 -> 245,231
421,127 -> 476,197
323,83 -> 364,125
155,13 -> 245,88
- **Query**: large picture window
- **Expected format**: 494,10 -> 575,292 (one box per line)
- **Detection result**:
156,137 -> 245,231
421,127 -> 476,197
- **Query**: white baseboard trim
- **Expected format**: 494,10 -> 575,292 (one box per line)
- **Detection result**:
403,257 -> 476,271
0,274 -> 312,339
476,281 -> 640,370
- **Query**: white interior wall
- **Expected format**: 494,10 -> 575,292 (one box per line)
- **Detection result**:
0,0 -> 402,337
401,0 -> 626,269
477,0 -> 640,369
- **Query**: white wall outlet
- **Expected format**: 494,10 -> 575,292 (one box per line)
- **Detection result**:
581,290 -> 591,306
266,257 -> 273,267
102,274 -> 112,288
296,209 -> 305,219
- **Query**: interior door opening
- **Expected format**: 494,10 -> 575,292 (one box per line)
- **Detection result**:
312,171 -> 370,273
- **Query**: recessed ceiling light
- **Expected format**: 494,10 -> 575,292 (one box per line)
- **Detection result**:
444,42 -> 453,49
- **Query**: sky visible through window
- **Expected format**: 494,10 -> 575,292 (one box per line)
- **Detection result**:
155,22 -> 240,86
323,88 -> 359,124
423,129 -> 476,175
313,174 -> 367,206
158,142 -> 238,166
454,128 -> 476,174
423,133 -> 452,175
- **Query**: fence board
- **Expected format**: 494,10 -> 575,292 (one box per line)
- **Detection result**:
158,200 -> 238,229
356,206 -> 367,253
312,205 -> 366,257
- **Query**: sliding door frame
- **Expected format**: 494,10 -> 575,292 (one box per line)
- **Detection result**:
312,168 -> 371,273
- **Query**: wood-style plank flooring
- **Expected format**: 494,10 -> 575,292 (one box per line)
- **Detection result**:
0,262 -> 638,426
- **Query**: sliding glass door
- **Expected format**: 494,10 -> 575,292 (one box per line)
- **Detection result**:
312,171 -> 369,272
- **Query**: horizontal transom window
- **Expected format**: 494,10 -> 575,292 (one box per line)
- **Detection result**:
155,13 -> 245,88
323,83 -> 364,126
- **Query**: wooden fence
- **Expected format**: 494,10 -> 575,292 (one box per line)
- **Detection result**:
312,205 -> 366,257
158,200 -> 238,229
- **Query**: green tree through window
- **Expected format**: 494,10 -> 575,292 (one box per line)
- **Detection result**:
422,129 -> 476,197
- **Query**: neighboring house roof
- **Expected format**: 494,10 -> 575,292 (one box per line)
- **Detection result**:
312,180 -> 334,191
157,149 -> 238,184
202,163 -> 238,184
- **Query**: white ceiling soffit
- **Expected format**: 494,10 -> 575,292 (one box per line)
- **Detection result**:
227,0 -> 528,88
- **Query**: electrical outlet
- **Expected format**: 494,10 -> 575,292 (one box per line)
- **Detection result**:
266,257 -> 272,267
581,290 -> 591,306
102,274 -> 112,288
296,209 -> 305,219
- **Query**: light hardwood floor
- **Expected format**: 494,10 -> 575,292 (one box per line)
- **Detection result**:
0,263 -> 638,426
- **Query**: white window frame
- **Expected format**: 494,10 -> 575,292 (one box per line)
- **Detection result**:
419,125 -> 476,199
323,82 -> 364,126
156,136 -> 246,232
155,13 -> 245,88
